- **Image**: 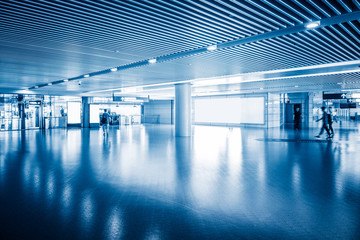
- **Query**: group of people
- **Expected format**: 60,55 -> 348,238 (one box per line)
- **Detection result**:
315,106 -> 337,139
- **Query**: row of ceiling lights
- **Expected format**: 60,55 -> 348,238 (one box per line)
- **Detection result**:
28,21 -> 320,91
28,43 -> 219,90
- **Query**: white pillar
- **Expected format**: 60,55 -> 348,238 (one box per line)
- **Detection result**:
175,83 -> 192,137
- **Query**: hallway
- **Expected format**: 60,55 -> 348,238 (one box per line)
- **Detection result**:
0,125 -> 359,239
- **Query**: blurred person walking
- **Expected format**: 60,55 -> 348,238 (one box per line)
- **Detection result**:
294,107 -> 301,131
328,107 -> 337,137
101,109 -> 110,137
315,106 -> 331,139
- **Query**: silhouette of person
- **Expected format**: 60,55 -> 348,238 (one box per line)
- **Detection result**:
315,106 -> 331,138
328,107 -> 336,137
101,109 -> 110,136
294,107 -> 301,131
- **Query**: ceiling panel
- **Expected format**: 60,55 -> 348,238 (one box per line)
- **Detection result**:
0,0 -> 360,96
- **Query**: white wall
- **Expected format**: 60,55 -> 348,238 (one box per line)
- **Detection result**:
143,100 -> 173,124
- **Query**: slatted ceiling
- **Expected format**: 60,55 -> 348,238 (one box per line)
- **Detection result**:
339,23 -> 360,45
128,0 -> 248,39
329,26 -> 358,53
205,1 -> 275,31
77,1 -> 222,48
239,43 -> 306,69
316,29 -> 358,58
286,34 -> 335,62
270,37 -> 328,63
1,1 -> 360,94
137,0 -> 247,40
183,0 -> 267,34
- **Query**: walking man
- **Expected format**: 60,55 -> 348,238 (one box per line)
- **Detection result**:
294,107 -> 301,131
328,107 -> 336,137
101,109 -> 110,136
315,106 -> 331,138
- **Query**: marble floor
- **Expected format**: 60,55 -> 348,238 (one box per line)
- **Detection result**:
0,124 -> 359,239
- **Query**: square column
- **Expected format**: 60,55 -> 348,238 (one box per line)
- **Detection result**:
82,97 -> 90,128
175,83 -> 192,137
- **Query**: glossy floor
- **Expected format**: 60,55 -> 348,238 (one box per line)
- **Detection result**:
0,125 -> 360,240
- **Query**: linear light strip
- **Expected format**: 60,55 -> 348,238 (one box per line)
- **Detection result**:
85,61 -> 360,94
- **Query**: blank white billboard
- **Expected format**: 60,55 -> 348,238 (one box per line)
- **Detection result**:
90,104 -> 100,123
67,102 -> 81,124
195,97 -> 264,124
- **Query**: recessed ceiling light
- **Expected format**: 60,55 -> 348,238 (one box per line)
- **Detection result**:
48,83 -> 52,86
294,85 -> 299,88
337,82 -> 343,85
63,79 -> 69,82
260,87 -> 264,90
111,67 -> 118,72
35,86 -> 39,89
305,21 -> 320,29
207,45 -> 217,51
84,74 -> 90,78
148,58 -> 157,64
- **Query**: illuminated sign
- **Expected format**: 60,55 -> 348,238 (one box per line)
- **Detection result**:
29,100 -> 42,105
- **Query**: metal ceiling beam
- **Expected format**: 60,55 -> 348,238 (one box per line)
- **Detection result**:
25,9 -> 360,90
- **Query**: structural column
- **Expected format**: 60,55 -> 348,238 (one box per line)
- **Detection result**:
18,95 -> 26,130
175,83 -> 192,137
82,96 -> 90,128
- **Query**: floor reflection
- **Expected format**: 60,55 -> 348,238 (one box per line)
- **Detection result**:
0,125 -> 359,239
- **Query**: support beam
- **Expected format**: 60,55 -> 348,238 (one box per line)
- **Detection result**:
175,83 -> 192,137
82,97 -> 90,128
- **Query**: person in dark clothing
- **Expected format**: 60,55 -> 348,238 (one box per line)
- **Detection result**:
294,107 -> 301,131
101,109 -> 110,136
315,106 -> 331,138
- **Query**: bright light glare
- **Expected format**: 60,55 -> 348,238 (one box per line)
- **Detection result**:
111,68 -> 117,72
84,74 -> 90,78
207,45 -> 217,51
352,93 -> 360,98
305,21 -> 320,29
148,58 -> 157,64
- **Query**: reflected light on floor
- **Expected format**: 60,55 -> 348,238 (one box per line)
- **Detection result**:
81,192 -> 95,233
106,207 -> 123,240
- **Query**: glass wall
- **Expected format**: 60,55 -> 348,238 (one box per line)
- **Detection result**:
0,94 -> 144,130
0,95 -> 20,131
90,104 -> 141,126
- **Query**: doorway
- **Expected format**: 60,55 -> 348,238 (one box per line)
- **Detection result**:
285,103 -> 302,123
26,105 -> 41,128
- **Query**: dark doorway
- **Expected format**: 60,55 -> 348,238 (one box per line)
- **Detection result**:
285,103 -> 302,123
